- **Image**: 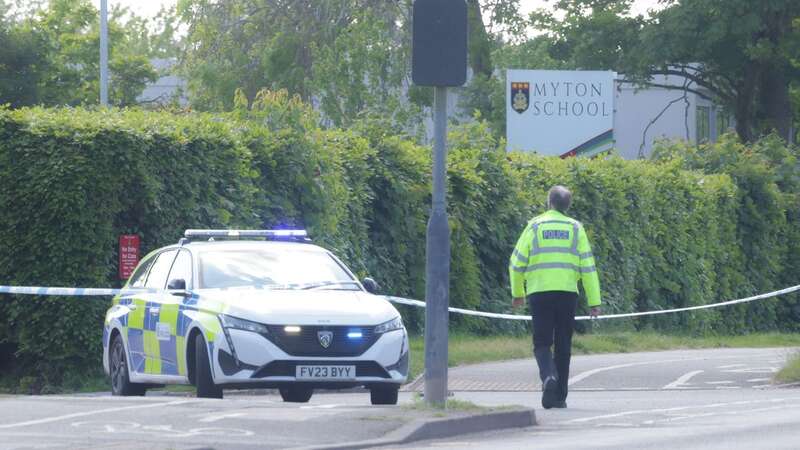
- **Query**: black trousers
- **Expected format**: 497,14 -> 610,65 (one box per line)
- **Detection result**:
528,291 -> 578,401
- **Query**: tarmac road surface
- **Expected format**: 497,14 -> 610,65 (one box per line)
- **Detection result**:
0,347 -> 796,449
394,347 -> 800,450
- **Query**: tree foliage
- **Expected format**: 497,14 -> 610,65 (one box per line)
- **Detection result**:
0,0 -> 159,107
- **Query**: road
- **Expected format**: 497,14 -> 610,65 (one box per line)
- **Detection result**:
0,347 -> 796,449
395,347 -> 800,450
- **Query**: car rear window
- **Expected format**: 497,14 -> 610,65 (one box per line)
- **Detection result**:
198,248 -> 353,289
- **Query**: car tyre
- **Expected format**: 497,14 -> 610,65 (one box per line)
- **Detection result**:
279,385 -> 313,403
109,336 -> 146,396
195,333 -> 223,399
370,386 -> 399,405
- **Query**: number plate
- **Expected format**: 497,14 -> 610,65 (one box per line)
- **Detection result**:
295,365 -> 356,380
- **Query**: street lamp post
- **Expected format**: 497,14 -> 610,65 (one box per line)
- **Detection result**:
99,0 -> 109,106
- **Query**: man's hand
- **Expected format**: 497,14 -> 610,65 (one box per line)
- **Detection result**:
512,297 -> 525,309
590,307 -> 601,318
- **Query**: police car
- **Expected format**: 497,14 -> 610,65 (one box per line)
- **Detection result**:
103,230 -> 409,404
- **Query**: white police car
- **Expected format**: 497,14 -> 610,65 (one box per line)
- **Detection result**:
103,230 -> 409,404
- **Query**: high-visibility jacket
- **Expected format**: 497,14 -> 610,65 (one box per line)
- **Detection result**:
509,209 -> 601,307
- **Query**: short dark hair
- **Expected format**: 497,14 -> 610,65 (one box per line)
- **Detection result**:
548,185 -> 572,213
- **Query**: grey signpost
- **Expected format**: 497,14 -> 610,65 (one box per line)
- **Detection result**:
411,0 -> 467,406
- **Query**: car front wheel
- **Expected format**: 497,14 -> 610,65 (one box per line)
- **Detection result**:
109,336 -> 146,396
370,386 -> 399,405
279,385 -> 313,403
195,333 -> 223,399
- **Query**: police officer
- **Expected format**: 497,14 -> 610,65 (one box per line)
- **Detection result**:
509,185 -> 601,409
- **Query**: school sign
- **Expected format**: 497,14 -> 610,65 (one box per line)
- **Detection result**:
506,69 -> 615,157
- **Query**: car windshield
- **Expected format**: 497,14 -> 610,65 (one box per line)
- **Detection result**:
198,248 -> 358,290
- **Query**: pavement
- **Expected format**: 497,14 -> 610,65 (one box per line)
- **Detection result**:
0,347 -> 797,450
0,392 -> 533,450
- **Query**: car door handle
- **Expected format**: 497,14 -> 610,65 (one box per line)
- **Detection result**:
149,308 -> 160,315
128,304 -> 137,311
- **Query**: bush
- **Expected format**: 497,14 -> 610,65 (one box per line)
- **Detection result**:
0,98 -> 797,389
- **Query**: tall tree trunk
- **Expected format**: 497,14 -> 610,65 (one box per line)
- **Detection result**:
734,62 -> 760,143
759,65 -> 793,142
466,0 -> 492,77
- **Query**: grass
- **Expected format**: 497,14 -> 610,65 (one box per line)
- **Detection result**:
774,352 -> 800,384
403,395 -> 486,413
407,332 -> 800,381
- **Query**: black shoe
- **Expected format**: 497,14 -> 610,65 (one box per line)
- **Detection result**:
553,400 -> 567,408
541,376 -> 559,409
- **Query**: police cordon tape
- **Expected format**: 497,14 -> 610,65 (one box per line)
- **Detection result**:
386,284 -> 800,321
1,283 -> 799,322
0,286 -> 160,296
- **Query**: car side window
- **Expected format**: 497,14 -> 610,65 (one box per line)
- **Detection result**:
145,250 -> 178,289
167,250 -> 193,289
129,256 -> 156,288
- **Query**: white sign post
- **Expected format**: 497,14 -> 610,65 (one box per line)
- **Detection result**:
506,69 -> 616,157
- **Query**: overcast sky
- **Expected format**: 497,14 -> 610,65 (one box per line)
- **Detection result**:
93,0 -> 665,21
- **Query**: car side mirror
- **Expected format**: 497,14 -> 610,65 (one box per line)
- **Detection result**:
362,277 -> 379,294
167,278 -> 188,296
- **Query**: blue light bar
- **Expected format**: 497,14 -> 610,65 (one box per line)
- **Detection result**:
184,229 -> 308,240
347,331 -> 363,339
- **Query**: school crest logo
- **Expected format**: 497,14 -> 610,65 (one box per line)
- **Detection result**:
511,82 -> 530,114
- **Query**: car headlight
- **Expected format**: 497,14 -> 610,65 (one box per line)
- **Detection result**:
374,316 -> 403,334
219,314 -> 269,335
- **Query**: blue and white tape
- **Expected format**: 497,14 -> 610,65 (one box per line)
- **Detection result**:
1,283 -> 798,322
387,284 -> 800,321
0,286 -> 158,296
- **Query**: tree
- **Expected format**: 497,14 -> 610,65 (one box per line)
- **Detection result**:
0,16 -> 47,107
0,0 -> 158,107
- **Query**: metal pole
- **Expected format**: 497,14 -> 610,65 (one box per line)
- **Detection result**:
100,0 -> 109,106
424,86 -> 450,406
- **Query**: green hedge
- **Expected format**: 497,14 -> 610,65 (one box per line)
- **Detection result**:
0,96 -> 798,388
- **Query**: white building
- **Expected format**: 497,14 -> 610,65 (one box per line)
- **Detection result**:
136,58 -> 188,106
505,69 -> 734,159
614,73 -> 733,159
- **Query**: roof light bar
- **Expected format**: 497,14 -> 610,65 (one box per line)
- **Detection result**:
183,229 -> 309,240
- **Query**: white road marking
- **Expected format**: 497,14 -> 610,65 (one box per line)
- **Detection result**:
569,362 -> 649,385
566,398 -> 800,424
647,404 -> 797,425
70,420 -> 254,438
198,412 -> 247,423
300,404 -> 342,410
0,399 -> 193,430
663,370 -> 704,389
568,354 -> 749,386
717,364 -> 746,369
715,386 -> 741,390
705,381 -> 734,385
722,367 -> 778,374
747,378 -> 771,383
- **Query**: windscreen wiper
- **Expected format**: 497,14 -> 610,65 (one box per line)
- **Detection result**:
299,281 -> 362,290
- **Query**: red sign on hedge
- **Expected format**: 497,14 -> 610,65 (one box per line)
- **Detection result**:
119,235 -> 140,280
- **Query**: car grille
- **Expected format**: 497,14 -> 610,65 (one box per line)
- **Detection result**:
265,325 -> 379,357
251,360 -> 390,379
